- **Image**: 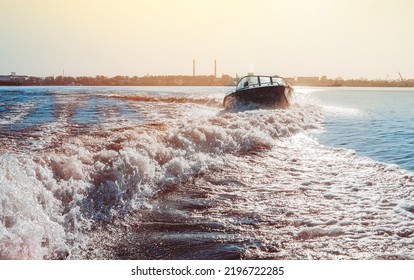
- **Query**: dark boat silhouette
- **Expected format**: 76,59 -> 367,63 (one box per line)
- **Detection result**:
223,75 -> 293,110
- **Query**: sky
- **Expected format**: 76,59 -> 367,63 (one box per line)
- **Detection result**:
1,0 -> 414,79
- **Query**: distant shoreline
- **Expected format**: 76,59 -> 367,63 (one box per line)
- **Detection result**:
1,74 -> 413,87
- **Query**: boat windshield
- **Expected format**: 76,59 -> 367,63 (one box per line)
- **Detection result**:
236,75 -> 286,90
236,76 -> 258,90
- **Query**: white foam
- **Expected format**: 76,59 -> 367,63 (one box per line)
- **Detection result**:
295,227 -> 344,240
6,88 -> 414,259
0,155 -> 68,259
0,102 -> 36,125
0,97 -> 327,258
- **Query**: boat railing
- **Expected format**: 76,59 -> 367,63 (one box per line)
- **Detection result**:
235,76 -> 285,91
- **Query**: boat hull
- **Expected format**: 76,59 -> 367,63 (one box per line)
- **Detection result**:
223,85 -> 292,110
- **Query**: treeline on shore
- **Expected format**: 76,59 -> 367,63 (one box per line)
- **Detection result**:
17,75 -> 238,86
287,78 -> 414,87
3,74 -> 413,87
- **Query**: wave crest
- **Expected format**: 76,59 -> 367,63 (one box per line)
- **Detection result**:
0,101 -> 322,259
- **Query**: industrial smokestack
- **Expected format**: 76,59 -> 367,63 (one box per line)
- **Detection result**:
193,59 -> 195,77
214,59 -> 217,78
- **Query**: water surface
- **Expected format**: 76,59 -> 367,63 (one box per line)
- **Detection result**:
1,86 -> 413,260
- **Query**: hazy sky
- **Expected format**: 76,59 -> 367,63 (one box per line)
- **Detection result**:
1,0 -> 413,79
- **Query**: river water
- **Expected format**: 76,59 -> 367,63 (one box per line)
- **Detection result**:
1,86 -> 413,260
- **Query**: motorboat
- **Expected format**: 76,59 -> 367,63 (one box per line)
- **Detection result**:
223,75 -> 293,110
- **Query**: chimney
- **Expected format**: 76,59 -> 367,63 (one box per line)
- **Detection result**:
214,59 -> 217,78
193,59 -> 195,77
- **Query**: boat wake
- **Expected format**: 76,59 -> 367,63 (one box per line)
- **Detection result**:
105,94 -> 223,108
1,88 -> 413,260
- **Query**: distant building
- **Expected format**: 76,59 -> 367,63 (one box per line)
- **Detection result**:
296,76 -> 320,85
0,73 -> 28,86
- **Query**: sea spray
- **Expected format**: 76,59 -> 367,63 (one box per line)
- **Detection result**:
0,91 -> 322,259
2,86 -> 413,259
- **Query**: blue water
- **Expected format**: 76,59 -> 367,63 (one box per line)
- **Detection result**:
1,86 -> 413,170
310,87 -> 414,171
1,85 -> 414,260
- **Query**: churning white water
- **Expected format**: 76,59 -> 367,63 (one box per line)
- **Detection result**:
1,86 -> 413,259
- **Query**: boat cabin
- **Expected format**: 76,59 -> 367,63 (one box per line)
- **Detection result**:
236,75 -> 288,91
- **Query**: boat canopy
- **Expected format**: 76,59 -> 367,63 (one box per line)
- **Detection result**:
236,75 -> 287,91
